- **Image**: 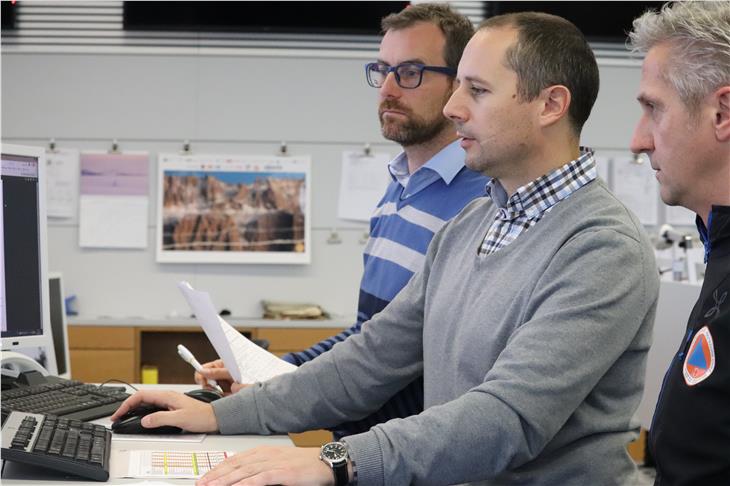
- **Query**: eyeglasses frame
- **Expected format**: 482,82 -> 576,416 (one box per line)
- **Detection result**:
365,62 -> 456,89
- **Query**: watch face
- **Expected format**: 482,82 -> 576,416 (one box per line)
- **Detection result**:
321,442 -> 348,461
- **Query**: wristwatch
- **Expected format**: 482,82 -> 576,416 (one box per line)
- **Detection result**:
319,441 -> 350,486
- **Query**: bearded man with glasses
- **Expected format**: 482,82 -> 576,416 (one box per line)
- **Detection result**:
193,3 -> 487,442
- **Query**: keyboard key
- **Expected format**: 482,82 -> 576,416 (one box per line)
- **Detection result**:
48,429 -> 67,454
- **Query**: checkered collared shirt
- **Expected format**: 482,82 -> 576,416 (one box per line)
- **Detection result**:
479,148 -> 597,256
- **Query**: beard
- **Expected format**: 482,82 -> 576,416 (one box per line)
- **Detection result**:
378,100 -> 451,147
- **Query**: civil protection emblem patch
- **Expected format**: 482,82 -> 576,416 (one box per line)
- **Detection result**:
683,326 -> 715,386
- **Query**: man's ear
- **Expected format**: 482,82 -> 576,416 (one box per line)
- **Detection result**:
539,85 -> 571,129
714,86 -> 730,142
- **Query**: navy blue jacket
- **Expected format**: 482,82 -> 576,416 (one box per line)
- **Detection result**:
651,205 -> 730,485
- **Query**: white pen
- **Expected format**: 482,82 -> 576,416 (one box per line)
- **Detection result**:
177,344 -> 224,393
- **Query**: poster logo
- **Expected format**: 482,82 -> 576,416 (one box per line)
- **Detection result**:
683,326 -> 715,386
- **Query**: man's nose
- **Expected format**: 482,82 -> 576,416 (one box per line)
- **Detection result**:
443,88 -> 467,123
380,72 -> 402,99
629,118 -> 653,154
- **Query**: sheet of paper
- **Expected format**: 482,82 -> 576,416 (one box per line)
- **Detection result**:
611,155 -> 659,225
117,450 -> 232,479
337,151 -> 391,222
219,317 -> 296,382
79,151 -> 149,248
46,148 -> 79,218
79,195 -> 148,248
177,281 -> 295,383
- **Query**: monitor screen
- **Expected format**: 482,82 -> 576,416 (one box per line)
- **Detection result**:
1,152 -> 43,338
1,144 -> 56,375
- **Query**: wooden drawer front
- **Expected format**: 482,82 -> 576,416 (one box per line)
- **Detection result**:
70,350 -> 136,383
257,328 -> 343,352
69,326 -> 135,349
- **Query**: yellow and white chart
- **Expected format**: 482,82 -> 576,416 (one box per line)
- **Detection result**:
117,450 -> 232,479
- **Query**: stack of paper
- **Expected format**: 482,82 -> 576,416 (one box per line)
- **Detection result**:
261,300 -> 328,320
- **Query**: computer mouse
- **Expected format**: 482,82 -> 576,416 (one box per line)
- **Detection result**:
111,404 -> 183,435
184,388 -> 223,403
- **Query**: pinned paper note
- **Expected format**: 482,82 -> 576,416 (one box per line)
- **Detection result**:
78,151 -> 149,248
46,148 -> 79,218
337,151 -> 391,222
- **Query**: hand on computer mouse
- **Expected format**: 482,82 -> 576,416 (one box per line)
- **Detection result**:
112,404 -> 183,435
110,389 -> 219,433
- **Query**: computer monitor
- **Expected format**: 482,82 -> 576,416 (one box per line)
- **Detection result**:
48,272 -> 70,378
1,143 -> 58,376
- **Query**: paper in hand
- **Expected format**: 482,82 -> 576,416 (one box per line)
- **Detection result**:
177,281 -> 295,384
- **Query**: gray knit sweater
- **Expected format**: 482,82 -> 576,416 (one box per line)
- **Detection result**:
212,178 -> 659,485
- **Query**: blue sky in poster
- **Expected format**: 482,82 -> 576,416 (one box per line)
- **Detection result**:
164,171 -> 305,185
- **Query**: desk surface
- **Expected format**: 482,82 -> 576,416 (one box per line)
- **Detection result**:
1,384 -> 292,485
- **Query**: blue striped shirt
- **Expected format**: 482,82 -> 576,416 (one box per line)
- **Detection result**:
283,140 -> 488,438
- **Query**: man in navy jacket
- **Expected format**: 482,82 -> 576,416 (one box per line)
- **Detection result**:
629,2 -> 730,484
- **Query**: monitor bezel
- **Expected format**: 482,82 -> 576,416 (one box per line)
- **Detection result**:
1,143 -> 58,375
48,271 -> 71,378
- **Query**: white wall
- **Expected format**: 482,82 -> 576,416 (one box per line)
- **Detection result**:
2,50 -> 647,320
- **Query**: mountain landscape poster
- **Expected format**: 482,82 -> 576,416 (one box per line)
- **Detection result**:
156,153 -> 310,264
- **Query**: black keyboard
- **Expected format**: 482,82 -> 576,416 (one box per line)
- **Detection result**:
1,411 -> 111,481
1,378 -> 129,422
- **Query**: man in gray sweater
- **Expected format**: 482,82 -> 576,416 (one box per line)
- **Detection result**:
113,12 -> 660,486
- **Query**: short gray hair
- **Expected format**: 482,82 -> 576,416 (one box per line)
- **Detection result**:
629,1 -> 730,112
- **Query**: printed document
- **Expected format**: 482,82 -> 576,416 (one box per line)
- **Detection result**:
46,148 -> 79,218
337,150 -> 391,222
116,450 -> 231,479
177,281 -> 296,383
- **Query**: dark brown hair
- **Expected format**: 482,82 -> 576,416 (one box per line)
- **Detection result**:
381,3 -> 474,71
480,12 -> 600,135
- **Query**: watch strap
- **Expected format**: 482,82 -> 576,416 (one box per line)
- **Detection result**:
332,460 -> 349,486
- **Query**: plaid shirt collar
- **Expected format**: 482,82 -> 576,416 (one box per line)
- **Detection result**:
485,148 -> 596,221
480,148 -> 597,255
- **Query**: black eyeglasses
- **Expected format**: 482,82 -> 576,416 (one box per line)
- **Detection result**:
365,62 -> 456,89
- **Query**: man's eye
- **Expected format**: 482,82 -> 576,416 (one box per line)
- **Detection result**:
641,100 -> 655,111
400,69 -> 420,78
470,86 -> 486,96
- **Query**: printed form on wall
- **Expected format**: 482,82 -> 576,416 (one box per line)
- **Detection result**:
46,148 -> 79,218
337,150 -> 391,223
610,154 -> 659,226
